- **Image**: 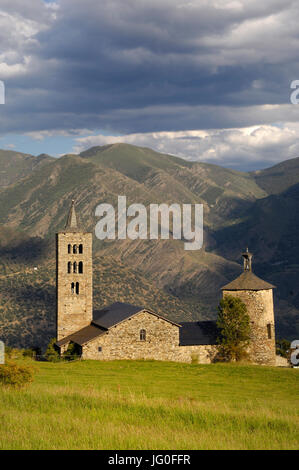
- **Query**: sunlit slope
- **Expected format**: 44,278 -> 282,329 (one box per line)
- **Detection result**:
0,150 -> 53,188
0,143 -> 298,346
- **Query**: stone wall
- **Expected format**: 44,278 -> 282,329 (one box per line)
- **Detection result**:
177,344 -> 218,364
222,289 -> 276,365
82,311 -> 179,361
56,231 -> 93,340
81,311 -> 218,363
275,355 -> 289,367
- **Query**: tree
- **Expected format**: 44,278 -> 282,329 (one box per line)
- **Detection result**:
216,295 -> 251,362
45,338 -> 60,362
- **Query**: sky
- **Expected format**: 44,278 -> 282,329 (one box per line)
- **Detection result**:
0,0 -> 299,170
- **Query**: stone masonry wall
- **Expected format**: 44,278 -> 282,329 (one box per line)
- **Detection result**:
81,311 -> 218,363
222,289 -> 276,365
56,232 -> 93,340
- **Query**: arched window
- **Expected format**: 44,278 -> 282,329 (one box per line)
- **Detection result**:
140,329 -> 146,341
67,262 -> 72,273
71,282 -> 75,294
78,261 -> 83,274
68,244 -> 71,254
79,244 -> 83,254
73,262 -> 77,273
73,244 -> 77,254
76,282 -> 79,295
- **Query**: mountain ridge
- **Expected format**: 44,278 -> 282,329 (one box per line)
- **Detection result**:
0,143 -> 298,348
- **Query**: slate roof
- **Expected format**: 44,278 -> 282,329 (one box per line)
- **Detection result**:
56,324 -> 106,347
221,270 -> 275,291
179,321 -> 219,346
92,302 -> 181,329
92,302 -> 145,329
56,302 -> 181,348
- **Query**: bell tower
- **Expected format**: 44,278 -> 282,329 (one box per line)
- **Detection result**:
56,200 -> 93,341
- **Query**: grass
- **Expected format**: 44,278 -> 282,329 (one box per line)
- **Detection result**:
0,359 -> 298,450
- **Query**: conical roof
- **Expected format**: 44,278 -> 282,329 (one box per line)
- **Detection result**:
64,200 -> 83,232
222,270 -> 275,291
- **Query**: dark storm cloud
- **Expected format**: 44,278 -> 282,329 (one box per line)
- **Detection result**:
30,0 -> 297,112
1,0 -> 299,168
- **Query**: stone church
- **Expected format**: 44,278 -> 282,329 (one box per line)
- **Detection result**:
55,201 -> 277,365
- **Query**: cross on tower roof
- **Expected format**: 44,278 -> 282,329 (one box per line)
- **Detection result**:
221,248 -> 275,291
242,247 -> 253,272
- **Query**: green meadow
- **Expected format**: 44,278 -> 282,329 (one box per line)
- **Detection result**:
0,359 -> 298,450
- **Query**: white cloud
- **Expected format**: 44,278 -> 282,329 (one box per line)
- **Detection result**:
25,128 -> 94,141
4,143 -> 16,149
72,122 -> 299,169
0,3 -> 55,79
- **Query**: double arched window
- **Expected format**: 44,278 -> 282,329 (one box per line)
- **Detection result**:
71,282 -> 80,295
67,261 -> 83,273
67,244 -> 83,254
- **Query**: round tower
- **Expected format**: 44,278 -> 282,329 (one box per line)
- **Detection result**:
221,249 -> 276,366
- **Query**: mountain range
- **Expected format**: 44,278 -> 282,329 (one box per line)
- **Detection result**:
0,143 -> 298,349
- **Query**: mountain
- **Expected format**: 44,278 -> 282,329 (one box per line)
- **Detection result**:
0,150 -> 53,188
251,156 -> 299,195
0,143 -> 298,348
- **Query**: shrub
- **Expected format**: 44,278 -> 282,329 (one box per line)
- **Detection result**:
8,348 -> 24,360
45,338 -> 61,362
22,348 -> 35,358
0,361 -> 34,388
63,342 -> 81,361
276,338 -> 291,358
3,347 -> 38,360
4,345 -> 13,358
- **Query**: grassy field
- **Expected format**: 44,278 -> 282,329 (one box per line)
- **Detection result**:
0,359 -> 298,450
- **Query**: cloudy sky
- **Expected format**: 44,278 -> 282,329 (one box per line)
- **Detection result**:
0,0 -> 299,170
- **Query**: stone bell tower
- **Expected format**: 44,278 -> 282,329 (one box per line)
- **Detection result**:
56,200 -> 93,341
221,249 -> 276,366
